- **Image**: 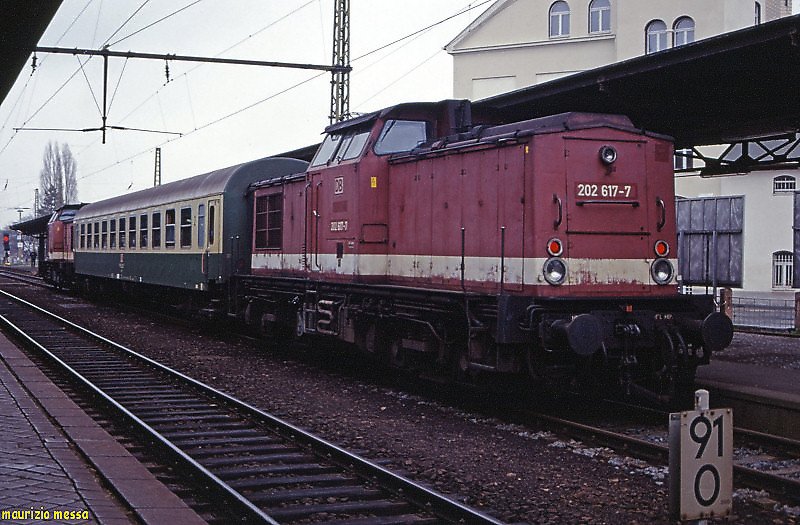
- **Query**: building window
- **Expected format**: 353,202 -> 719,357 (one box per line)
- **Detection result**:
646,20 -> 668,54
549,1 -> 570,38
673,17 -> 695,47
255,194 -> 283,250
755,2 -> 762,24
674,148 -> 694,171
589,0 -> 611,33
774,175 -> 796,193
773,251 -> 793,288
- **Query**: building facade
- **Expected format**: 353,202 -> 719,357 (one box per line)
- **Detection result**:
447,0 -> 796,298
447,0 -> 791,99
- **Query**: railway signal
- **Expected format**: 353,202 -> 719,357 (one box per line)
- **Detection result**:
669,389 -> 733,522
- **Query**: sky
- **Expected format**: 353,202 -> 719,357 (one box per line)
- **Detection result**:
2,1 -> 799,228
0,0 -> 490,227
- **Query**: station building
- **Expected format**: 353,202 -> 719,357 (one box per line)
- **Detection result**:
447,0 -> 797,302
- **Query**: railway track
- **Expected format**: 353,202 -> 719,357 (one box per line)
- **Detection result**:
515,405 -> 800,506
0,288 -> 505,525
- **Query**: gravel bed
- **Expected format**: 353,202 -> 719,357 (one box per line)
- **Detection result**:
2,281 -> 797,524
716,332 -> 800,370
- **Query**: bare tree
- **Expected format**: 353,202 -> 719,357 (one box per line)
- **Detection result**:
38,141 -> 78,215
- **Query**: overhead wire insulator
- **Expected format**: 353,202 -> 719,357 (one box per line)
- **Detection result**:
31,53 -> 38,73
165,60 -> 171,83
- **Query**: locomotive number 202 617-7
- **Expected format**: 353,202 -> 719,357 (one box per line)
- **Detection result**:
575,182 -> 637,199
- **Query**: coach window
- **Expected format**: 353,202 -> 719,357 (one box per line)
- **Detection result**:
109,219 -> 116,249
140,214 -> 148,248
165,209 -> 176,248
101,221 -> 108,249
374,120 -> 428,155
129,216 -> 137,249
197,204 -> 205,248
180,207 -> 192,248
80,223 -> 86,249
118,218 -> 126,249
93,222 -> 100,249
152,212 -> 161,248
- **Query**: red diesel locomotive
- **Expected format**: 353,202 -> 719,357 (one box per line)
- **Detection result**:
238,100 -> 733,404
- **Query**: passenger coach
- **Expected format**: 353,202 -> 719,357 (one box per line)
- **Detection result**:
70,157 -> 306,302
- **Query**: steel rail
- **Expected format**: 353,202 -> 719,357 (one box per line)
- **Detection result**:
527,411 -> 800,505
0,288 -> 505,524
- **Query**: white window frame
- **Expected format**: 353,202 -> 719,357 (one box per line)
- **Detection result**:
773,175 -> 796,193
549,1 -> 571,38
646,20 -> 668,54
773,251 -> 793,289
589,0 -> 611,34
673,17 -> 695,47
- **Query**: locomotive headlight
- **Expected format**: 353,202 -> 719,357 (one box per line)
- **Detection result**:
543,257 -> 567,285
651,258 -> 674,285
599,145 -> 617,165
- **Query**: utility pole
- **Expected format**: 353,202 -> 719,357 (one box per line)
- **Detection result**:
330,0 -> 351,123
154,148 -> 162,187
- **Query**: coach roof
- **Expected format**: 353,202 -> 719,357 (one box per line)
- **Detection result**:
77,157 -> 306,220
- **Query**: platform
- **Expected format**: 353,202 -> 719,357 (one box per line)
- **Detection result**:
696,359 -> 800,440
0,331 -> 206,524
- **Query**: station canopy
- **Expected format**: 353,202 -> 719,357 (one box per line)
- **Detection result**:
0,1 -> 63,104
474,14 -> 800,150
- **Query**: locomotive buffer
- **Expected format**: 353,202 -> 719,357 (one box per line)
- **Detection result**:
669,389 -> 733,522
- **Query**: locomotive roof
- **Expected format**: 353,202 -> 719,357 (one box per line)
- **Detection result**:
78,156 -> 307,219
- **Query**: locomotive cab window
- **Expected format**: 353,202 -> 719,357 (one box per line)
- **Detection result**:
310,129 -> 370,167
310,134 -> 342,167
374,120 -> 428,155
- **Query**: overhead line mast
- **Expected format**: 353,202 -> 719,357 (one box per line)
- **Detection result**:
330,0 -> 350,124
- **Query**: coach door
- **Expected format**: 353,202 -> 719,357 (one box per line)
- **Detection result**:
204,199 -> 222,280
